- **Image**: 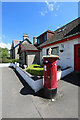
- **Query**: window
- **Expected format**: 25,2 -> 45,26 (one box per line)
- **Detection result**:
37,38 -> 40,44
19,53 -> 23,60
44,34 -> 47,41
47,47 -> 59,56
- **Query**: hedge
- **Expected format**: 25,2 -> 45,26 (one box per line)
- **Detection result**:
1,59 -> 19,63
26,64 -> 44,76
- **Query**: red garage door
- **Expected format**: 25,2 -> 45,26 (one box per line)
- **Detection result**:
74,44 -> 80,71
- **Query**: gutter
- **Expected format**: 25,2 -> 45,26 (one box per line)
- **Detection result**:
39,33 -> 80,49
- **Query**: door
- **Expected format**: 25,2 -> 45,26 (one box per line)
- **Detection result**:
74,44 -> 80,71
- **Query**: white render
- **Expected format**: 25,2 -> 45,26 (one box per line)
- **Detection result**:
40,38 -> 80,70
9,63 -> 73,92
0,63 -> 11,67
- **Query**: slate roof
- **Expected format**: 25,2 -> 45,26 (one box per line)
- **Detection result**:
21,43 -> 38,52
38,17 -> 80,48
14,38 -> 32,48
37,30 -> 54,38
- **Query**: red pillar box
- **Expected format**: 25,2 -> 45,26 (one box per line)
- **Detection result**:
43,55 -> 59,99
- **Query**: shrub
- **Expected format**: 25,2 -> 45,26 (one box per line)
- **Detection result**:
40,63 -> 44,68
26,64 -> 44,76
2,59 -> 13,63
1,58 -> 19,63
12,59 -> 19,63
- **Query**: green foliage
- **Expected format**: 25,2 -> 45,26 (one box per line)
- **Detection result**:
26,64 -> 44,76
12,59 -> 19,63
2,59 -> 13,63
40,63 -> 44,68
0,47 -> 10,58
0,58 -> 19,63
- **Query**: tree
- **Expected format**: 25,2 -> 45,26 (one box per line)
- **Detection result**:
0,47 -> 10,58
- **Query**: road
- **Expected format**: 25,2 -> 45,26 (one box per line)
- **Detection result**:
1,67 -> 78,119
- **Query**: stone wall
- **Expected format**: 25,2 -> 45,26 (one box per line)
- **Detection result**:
15,46 -> 19,59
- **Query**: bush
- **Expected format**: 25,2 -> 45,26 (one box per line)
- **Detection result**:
26,64 -> 44,76
12,59 -> 19,63
2,59 -> 13,63
1,58 -> 19,63
40,63 -> 44,68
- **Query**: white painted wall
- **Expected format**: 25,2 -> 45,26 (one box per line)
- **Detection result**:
0,63 -> 11,67
10,63 -> 74,92
40,38 -> 80,70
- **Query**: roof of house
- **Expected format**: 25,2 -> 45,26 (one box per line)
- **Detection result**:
38,17 -> 80,48
37,30 -> 55,39
20,43 -> 39,51
14,38 -> 32,48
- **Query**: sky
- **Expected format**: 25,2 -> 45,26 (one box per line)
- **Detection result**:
0,1 -> 78,49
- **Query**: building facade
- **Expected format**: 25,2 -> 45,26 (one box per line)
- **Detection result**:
18,42 -> 40,66
10,34 -> 30,59
38,17 -> 80,71
10,40 -> 21,59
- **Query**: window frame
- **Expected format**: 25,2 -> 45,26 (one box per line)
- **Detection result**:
47,46 -> 59,56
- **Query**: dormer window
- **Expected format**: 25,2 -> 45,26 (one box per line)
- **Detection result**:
37,38 -> 40,44
44,34 -> 47,41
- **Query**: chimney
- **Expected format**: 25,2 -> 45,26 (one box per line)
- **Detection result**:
23,34 -> 29,40
33,36 -> 36,44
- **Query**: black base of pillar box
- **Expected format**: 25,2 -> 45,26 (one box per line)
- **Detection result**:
44,87 -> 57,99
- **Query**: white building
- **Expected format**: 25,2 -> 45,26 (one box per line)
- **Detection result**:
38,17 -> 80,71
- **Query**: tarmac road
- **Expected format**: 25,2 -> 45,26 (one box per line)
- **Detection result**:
1,67 -> 78,119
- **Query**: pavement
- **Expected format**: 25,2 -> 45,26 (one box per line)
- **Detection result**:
1,67 -> 79,119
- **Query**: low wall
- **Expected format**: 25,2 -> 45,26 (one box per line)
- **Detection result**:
61,67 -> 73,78
15,64 -> 43,92
10,63 -> 73,92
57,67 -> 73,80
0,63 -> 11,67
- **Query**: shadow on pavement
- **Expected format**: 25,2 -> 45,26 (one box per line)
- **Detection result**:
61,71 -> 80,87
11,67 -> 47,99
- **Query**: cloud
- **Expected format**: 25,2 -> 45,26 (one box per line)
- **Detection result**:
45,0 -> 49,5
45,0 -> 54,11
0,42 -> 11,50
40,12 -> 45,16
48,4 -> 54,11
45,0 -> 57,11
40,0 -> 57,16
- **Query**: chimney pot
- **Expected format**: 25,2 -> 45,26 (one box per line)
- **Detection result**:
23,34 -> 29,40
33,36 -> 36,44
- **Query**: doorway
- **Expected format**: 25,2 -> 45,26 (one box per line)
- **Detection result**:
74,44 -> 80,71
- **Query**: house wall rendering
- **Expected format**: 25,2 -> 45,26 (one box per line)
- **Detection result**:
41,38 -> 80,70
